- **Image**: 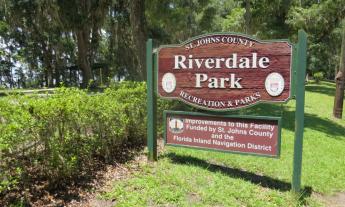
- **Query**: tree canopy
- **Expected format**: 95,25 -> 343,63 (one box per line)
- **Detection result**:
0,0 -> 344,88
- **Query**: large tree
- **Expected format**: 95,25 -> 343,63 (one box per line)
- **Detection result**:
8,0 -> 345,89
287,0 -> 345,78
129,0 -> 147,80
334,24 -> 345,118
56,0 -> 110,87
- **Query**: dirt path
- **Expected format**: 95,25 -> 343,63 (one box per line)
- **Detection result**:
314,192 -> 345,207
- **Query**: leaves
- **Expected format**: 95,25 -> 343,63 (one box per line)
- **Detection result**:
0,82 -> 152,193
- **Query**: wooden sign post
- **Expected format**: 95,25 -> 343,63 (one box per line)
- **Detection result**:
292,30 -> 307,193
146,31 -> 307,193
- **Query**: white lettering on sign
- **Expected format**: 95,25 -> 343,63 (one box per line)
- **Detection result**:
166,114 -> 280,157
173,53 -> 270,70
184,36 -> 256,50
195,73 -> 242,89
179,90 -> 261,109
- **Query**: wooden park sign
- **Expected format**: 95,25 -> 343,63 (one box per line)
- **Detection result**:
146,31 -> 307,193
157,34 -> 292,110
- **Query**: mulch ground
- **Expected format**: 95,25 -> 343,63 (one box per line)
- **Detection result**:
0,144 -> 149,207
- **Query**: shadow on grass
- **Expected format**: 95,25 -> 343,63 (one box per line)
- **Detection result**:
164,153 -> 312,202
305,84 -> 335,96
282,110 -> 345,138
238,103 -> 345,138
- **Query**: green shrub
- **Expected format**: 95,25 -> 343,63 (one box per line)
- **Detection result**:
0,81 -> 189,196
105,81 -> 147,146
313,72 -> 324,83
0,82 -> 145,193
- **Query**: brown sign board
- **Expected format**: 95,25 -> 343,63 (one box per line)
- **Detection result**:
164,111 -> 281,157
158,34 -> 292,110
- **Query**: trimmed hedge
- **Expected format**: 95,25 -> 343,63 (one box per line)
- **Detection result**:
0,81 -> 187,195
0,82 -> 190,197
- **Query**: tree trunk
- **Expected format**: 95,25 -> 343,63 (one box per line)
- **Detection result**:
54,44 -> 63,87
45,65 -> 54,87
245,0 -> 251,35
42,42 -> 54,87
76,29 -> 93,88
129,0 -> 147,81
54,60 -> 61,87
333,25 -> 345,119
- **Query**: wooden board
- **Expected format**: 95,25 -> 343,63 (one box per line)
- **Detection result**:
164,111 -> 281,157
157,34 -> 292,110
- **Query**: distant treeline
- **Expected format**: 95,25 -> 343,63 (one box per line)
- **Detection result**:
0,0 -> 344,88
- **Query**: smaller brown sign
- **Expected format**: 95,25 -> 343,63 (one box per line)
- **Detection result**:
165,111 -> 281,157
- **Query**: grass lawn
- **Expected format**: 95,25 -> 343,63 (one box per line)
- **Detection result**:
101,81 -> 345,207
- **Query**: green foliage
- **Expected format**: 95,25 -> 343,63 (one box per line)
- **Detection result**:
0,81 -> 160,194
0,167 -> 21,193
221,8 -> 246,33
146,0 -> 220,43
313,72 -> 324,83
1,0 -> 345,86
287,0 -> 345,78
105,81 -> 147,146
0,81 -> 187,195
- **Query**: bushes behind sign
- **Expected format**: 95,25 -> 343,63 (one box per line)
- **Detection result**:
0,82 -> 180,197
